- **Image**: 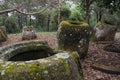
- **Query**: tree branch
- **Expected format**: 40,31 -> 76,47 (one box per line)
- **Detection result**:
0,6 -> 49,15
15,6 -> 48,15
0,9 -> 16,15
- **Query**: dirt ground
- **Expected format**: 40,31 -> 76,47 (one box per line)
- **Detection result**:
0,33 -> 120,80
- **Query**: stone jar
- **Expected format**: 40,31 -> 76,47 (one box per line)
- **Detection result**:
57,20 -> 90,58
94,22 -> 117,41
0,40 -> 83,80
22,26 -> 37,40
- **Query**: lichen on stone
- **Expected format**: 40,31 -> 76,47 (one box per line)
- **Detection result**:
57,20 -> 90,58
55,53 -> 70,59
0,41 -> 83,80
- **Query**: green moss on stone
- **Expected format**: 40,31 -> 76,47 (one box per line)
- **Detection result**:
59,20 -> 89,27
0,41 -> 83,80
70,52 -> 84,80
57,20 -> 90,59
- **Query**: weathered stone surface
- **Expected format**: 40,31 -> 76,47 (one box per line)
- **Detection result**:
22,26 -> 37,40
0,40 -> 83,80
0,40 -> 52,61
92,59 -> 120,74
0,26 -> 7,42
57,20 -> 90,58
94,22 -> 117,41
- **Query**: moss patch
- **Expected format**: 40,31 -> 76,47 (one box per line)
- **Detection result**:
0,41 -> 83,80
0,52 -> 83,80
59,20 -> 89,27
57,20 -> 90,58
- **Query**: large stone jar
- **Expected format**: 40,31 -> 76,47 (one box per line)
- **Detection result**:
94,22 -> 117,41
0,40 -> 83,80
22,26 -> 37,40
0,26 -> 7,42
57,20 -> 90,58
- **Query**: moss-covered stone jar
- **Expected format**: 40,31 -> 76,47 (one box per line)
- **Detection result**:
0,26 -> 7,42
57,20 -> 90,58
0,40 -> 83,80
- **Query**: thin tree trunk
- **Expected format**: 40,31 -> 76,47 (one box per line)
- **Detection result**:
25,15 -> 27,26
29,15 -> 32,25
85,0 -> 90,24
46,14 -> 50,32
99,10 -> 102,21
96,10 -> 102,22
58,10 -> 61,25
18,14 -> 21,28
57,0 -> 61,25
57,0 -> 64,25
96,12 -> 99,22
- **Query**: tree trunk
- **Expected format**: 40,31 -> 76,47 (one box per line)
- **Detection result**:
57,0 -> 62,25
96,10 -> 102,22
58,9 -> 61,25
18,14 -> 21,28
29,15 -> 32,25
46,14 -> 51,32
25,15 -> 27,26
85,0 -> 90,24
98,10 -> 102,21
96,12 -> 99,22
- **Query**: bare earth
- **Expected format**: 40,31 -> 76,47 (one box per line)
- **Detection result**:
0,33 -> 120,80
